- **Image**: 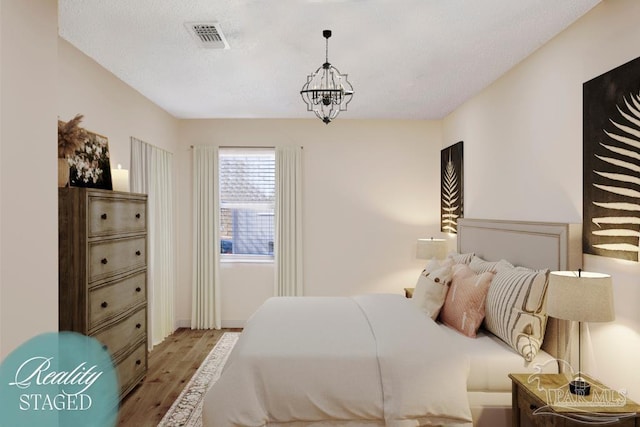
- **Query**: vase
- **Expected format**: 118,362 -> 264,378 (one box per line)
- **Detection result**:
58,158 -> 70,187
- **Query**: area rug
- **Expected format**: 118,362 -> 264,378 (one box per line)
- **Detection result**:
158,332 -> 240,427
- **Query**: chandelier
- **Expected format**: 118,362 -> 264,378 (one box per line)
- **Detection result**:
300,30 -> 354,124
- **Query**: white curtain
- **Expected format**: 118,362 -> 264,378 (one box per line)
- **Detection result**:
130,137 -> 175,349
275,146 -> 304,296
191,146 -> 221,329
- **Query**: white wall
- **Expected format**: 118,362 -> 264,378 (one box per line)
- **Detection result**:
0,0 -> 58,359
177,119 -> 444,327
442,0 -> 640,400
58,38 -> 180,168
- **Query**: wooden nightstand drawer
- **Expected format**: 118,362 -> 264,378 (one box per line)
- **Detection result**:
517,388 -> 555,427
89,197 -> 146,237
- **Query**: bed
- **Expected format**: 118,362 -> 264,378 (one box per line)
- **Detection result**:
202,219 -> 582,427
453,219 -> 583,426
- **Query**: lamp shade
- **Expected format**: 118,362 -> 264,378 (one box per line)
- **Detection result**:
546,271 -> 615,323
416,238 -> 447,260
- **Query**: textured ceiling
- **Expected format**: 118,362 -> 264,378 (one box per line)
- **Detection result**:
58,0 -> 600,120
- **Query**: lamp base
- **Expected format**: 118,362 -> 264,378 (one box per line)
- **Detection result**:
569,379 -> 591,396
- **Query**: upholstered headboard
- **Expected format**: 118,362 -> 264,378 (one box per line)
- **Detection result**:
456,218 -> 582,363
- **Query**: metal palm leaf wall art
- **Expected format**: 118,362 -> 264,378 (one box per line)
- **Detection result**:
441,141 -> 463,234
584,55 -> 640,261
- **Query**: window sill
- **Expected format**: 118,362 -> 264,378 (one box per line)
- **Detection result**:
220,256 -> 274,264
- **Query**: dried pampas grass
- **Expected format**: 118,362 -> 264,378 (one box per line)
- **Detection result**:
58,114 -> 87,158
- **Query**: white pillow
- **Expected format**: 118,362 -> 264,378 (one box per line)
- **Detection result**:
412,264 -> 452,319
424,257 -> 454,274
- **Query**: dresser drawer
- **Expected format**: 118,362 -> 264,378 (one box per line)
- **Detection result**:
88,236 -> 146,282
116,342 -> 147,399
88,197 -> 146,237
88,271 -> 146,329
92,307 -> 146,359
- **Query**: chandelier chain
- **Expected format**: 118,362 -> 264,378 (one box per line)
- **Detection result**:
325,37 -> 329,64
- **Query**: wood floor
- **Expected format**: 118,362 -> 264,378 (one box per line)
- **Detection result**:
117,327 -> 241,427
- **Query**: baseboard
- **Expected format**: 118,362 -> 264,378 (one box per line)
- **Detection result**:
175,319 -> 190,328
175,319 -> 245,329
222,320 -> 246,329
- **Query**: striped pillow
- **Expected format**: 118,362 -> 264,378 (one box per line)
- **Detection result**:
447,251 -> 475,265
484,267 -> 550,362
469,256 -> 514,274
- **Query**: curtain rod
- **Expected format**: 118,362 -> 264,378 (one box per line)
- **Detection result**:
190,145 -> 303,149
131,137 -> 175,155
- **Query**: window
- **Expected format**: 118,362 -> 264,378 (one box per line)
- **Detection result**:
219,147 -> 275,259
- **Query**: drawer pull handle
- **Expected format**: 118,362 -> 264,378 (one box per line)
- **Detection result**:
135,213 -> 141,219
136,359 -> 141,366
136,323 -> 142,329
102,345 -> 108,351
136,287 -> 142,292
136,250 -> 141,256
101,258 -> 108,265
101,213 -> 108,220
529,404 -> 537,411
101,301 -> 108,308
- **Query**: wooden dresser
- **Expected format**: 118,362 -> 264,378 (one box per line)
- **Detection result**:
58,187 -> 148,400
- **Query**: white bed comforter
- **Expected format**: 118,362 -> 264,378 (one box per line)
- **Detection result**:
202,294 -> 472,427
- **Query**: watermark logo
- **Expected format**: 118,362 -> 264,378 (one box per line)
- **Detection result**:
0,332 -> 118,426
526,359 -> 636,425
9,356 -> 102,411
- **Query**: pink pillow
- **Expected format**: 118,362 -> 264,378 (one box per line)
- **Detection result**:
440,264 -> 495,338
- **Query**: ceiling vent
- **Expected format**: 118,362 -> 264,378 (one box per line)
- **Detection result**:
185,22 -> 229,49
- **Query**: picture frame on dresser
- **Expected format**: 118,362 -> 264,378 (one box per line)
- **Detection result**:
58,187 -> 148,400
63,124 -> 114,191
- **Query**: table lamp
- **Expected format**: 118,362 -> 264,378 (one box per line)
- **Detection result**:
416,237 -> 447,260
546,270 -> 615,396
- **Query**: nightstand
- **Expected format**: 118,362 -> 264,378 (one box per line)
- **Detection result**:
510,373 -> 640,426
404,287 -> 414,298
